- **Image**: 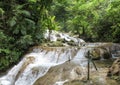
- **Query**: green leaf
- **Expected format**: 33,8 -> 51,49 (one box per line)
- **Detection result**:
0,8 -> 4,15
0,48 -> 10,54
20,26 -> 26,35
13,26 -> 19,34
28,0 -> 37,3
15,5 -> 24,10
51,16 -> 55,22
25,18 -> 35,25
21,10 -> 31,16
9,17 -> 16,27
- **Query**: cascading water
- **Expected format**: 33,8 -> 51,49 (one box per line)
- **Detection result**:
0,45 -> 92,85
0,29 -> 118,85
44,30 -> 85,46
33,47 -> 90,85
33,43 -> 115,85
72,47 -> 89,66
0,43 -> 113,85
1,46 -> 87,85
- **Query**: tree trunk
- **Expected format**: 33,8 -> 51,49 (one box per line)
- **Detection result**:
82,27 -> 85,36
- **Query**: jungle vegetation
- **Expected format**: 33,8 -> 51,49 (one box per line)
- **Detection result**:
0,0 -> 120,71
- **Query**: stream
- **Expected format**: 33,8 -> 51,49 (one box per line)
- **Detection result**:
0,44 -> 119,85
0,31 -> 119,85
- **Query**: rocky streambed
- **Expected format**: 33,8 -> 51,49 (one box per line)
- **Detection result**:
0,43 -> 120,85
0,30 -> 120,85
34,59 -> 119,85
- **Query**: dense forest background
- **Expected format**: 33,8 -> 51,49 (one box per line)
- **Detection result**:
0,0 -> 120,71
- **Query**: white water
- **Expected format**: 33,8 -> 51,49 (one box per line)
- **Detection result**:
0,43 -> 108,85
44,30 -> 85,46
72,47 -> 89,66
0,47 -> 89,85
0,46 -> 90,85
0,42 -> 112,85
0,30 -> 86,85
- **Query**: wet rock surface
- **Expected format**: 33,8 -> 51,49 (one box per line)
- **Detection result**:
89,47 -> 112,60
99,43 -> 120,58
87,43 -> 120,60
33,59 -> 119,85
107,57 -> 120,76
1,43 -> 120,85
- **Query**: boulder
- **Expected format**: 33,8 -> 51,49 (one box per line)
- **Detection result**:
107,57 -> 120,76
87,47 -> 112,60
90,48 -> 101,60
101,43 -> 120,57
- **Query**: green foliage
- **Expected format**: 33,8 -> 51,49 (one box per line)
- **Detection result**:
51,0 -> 71,32
0,0 -> 54,71
51,0 -> 120,42
0,0 -> 120,72
0,8 -> 4,15
92,0 -> 120,42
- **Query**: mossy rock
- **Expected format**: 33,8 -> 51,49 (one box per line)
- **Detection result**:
87,47 -> 111,60
57,38 -> 65,43
48,41 -> 64,46
67,40 -> 76,46
90,48 -> 101,60
107,58 -> 120,77
102,50 -> 111,59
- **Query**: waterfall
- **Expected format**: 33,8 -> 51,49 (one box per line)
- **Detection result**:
44,30 -> 85,46
0,43 -> 114,85
0,47 -> 83,85
72,47 -> 89,66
